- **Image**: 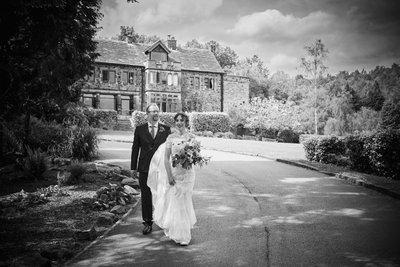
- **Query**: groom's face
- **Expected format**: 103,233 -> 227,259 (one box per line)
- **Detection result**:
147,105 -> 159,123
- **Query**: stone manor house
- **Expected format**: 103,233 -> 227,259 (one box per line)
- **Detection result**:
82,36 -> 249,115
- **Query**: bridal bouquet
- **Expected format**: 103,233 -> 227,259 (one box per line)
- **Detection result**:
172,138 -> 210,170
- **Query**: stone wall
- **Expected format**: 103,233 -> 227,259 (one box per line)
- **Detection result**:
82,63 -> 144,113
223,74 -> 249,113
83,63 -> 249,114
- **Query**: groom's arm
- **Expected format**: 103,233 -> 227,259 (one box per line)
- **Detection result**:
131,127 -> 141,170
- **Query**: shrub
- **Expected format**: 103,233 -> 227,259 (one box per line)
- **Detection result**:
70,126 -> 99,160
203,131 -> 214,137
214,132 -> 224,138
59,102 -> 89,126
27,118 -> 67,153
299,134 -> 317,144
366,129 -> 400,179
0,119 -> 23,154
130,111 -> 175,129
277,129 -> 300,143
343,134 -> 373,172
130,111 -> 147,129
303,138 -> 319,161
190,112 -> 230,133
261,128 -> 278,139
57,170 -> 73,186
66,160 -> 86,184
223,132 -> 235,139
315,136 -> 346,163
159,113 -> 175,128
89,109 -> 118,129
22,147 -> 48,180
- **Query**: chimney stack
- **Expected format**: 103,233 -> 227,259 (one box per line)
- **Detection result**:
210,44 -> 216,54
167,35 -> 177,50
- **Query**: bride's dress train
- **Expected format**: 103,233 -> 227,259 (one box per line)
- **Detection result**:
148,135 -> 196,244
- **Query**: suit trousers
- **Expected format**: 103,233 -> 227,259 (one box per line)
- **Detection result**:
139,172 -> 153,225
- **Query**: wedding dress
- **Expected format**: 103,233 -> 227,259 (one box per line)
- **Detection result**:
148,133 -> 197,244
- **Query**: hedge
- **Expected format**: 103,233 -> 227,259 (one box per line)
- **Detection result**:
366,129 -> 400,179
131,111 -> 230,133
303,130 -> 400,179
131,111 -> 175,129
190,112 -> 230,133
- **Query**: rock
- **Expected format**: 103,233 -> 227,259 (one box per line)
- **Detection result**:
74,226 -> 97,241
111,172 -> 130,182
95,162 -> 121,174
121,178 -> 139,188
83,162 -> 98,173
110,205 -> 130,214
11,252 -> 51,267
118,197 -> 126,206
124,185 -> 139,195
96,211 -> 115,226
120,169 -> 132,177
99,193 -> 110,203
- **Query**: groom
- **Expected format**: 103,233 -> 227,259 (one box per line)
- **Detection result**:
131,103 -> 171,235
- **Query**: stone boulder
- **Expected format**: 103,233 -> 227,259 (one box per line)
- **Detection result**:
95,162 -> 121,174
121,169 -> 133,177
123,185 -> 139,195
121,178 -> 139,188
74,226 -> 97,241
110,205 -> 130,214
96,211 -> 115,226
111,172 -> 130,182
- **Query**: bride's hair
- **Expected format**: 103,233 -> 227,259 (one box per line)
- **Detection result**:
174,112 -> 189,127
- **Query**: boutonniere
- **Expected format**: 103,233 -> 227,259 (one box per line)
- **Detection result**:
159,126 -> 165,133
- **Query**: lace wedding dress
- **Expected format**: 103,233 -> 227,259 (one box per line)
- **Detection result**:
148,133 -> 197,244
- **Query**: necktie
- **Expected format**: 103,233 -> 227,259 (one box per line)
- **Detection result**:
150,125 -> 155,139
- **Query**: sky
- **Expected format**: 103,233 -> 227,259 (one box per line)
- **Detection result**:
98,0 -> 400,77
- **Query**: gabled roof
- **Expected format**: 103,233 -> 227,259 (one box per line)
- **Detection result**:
143,40 -> 171,55
94,39 -> 224,73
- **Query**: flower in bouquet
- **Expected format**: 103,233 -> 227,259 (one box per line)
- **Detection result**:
172,138 -> 210,169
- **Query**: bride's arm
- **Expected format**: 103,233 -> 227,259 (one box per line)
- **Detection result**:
164,144 -> 176,186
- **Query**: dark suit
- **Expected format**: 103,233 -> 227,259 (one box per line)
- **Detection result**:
131,123 -> 171,225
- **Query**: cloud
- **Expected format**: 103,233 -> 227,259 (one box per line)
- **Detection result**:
268,54 -> 298,74
228,9 -> 335,41
137,0 -> 223,26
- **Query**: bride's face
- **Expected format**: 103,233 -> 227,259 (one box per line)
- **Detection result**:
175,115 -> 186,129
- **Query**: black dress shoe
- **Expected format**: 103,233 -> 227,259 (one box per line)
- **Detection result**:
142,224 -> 152,235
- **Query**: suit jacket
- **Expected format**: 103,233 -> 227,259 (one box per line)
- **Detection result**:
131,123 -> 171,172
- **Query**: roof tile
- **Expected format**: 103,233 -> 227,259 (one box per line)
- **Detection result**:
95,39 -> 224,73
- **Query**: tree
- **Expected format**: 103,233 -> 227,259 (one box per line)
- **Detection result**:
117,26 -> 161,44
184,39 -> 238,69
0,0 -> 103,147
118,26 -> 138,42
269,71 -> 293,101
205,41 -> 238,69
381,98 -> 400,129
229,55 -> 269,98
300,39 -> 328,135
230,97 -> 303,135
361,81 -> 385,111
184,39 -> 205,49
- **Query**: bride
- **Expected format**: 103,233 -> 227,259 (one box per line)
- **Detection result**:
147,112 -> 196,246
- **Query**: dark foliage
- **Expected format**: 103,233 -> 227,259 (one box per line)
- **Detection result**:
277,129 -> 300,143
